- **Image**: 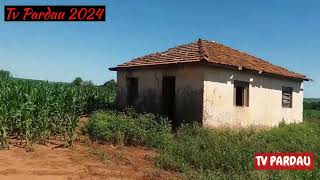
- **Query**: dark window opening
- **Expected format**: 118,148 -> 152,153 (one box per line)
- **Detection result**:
127,78 -> 138,106
235,86 -> 244,106
282,87 -> 293,108
234,81 -> 249,107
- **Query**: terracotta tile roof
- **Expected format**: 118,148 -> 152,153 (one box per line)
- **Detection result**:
110,39 -> 308,80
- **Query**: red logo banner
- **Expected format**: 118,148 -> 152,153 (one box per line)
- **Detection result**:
254,152 -> 314,170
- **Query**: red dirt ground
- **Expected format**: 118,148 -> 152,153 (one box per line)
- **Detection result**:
0,117 -> 178,180
0,140 -> 177,180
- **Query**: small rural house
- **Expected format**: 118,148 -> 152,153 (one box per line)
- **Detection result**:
110,39 -> 309,128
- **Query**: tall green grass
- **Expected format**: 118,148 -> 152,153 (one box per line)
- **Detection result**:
156,123 -> 319,179
83,110 -> 173,149
85,111 -> 320,179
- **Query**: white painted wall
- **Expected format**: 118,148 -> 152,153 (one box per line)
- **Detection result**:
116,64 -> 304,128
203,67 -> 304,128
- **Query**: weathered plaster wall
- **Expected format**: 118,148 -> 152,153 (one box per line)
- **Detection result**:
203,67 -> 304,128
117,65 -> 204,125
117,65 -> 303,128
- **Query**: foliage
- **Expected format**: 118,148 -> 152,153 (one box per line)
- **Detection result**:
72,77 -> 95,87
83,110 -> 173,149
304,98 -> 320,103
0,70 -> 12,80
304,109 -> 320,119
102,79 -> 116,88
0,78 -> 116,149
304,98 -> 320,124
82,80 -> 94,86
156,122 -> 320,179
83,109 -> 320,179
304,98 -> 320,110
72,77 -> 83,86
304,109 -> 320,124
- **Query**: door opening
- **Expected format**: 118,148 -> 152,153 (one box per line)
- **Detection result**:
162,76 -> 176,128
127,78 -> 138,106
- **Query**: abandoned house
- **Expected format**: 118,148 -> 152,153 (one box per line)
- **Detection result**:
109,39 -> 309,128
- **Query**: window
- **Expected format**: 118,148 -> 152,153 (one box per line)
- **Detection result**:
127,78 -> 138,106
282,87 -> 292,108
234,81 -> 249,107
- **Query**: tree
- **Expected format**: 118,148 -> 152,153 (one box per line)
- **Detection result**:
82,80 -> 94,86
72,77 -> 83,86
72,77 -> 95,86
103,79 -> 116,88
0,70 -> 12,80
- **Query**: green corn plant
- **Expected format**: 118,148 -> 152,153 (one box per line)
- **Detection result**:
0,112 -> 8,149
0,77 -> 116,149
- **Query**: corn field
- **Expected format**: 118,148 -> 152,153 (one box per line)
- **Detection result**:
0,78 -> 116,149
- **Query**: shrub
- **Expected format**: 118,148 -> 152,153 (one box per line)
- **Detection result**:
84,110 -> 173,149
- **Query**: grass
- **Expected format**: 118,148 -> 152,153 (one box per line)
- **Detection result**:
157,122 -> 319,179
84,110 -> 320,179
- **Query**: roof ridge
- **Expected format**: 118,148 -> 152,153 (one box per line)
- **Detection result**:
201,39 -> 306,77
109,39 -> 308,80
198,38 -> 209,61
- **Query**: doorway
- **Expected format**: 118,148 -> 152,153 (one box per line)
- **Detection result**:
127,78 -> 138,106
162,76 -> 176,127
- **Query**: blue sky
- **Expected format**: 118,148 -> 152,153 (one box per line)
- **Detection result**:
0,0 -> 319,97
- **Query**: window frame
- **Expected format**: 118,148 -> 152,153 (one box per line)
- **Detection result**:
282,86 -> 293,108
234,80 -> 249,107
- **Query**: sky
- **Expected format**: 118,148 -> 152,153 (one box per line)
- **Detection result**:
0,0 -> 319,97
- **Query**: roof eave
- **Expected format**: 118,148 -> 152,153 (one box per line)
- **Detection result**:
109,62 -> 309,82
108,60 -> 203,71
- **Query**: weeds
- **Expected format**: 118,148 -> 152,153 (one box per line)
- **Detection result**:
84,110 -> 320,179
157,122 -> 320,179
83,110 -> 173,149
